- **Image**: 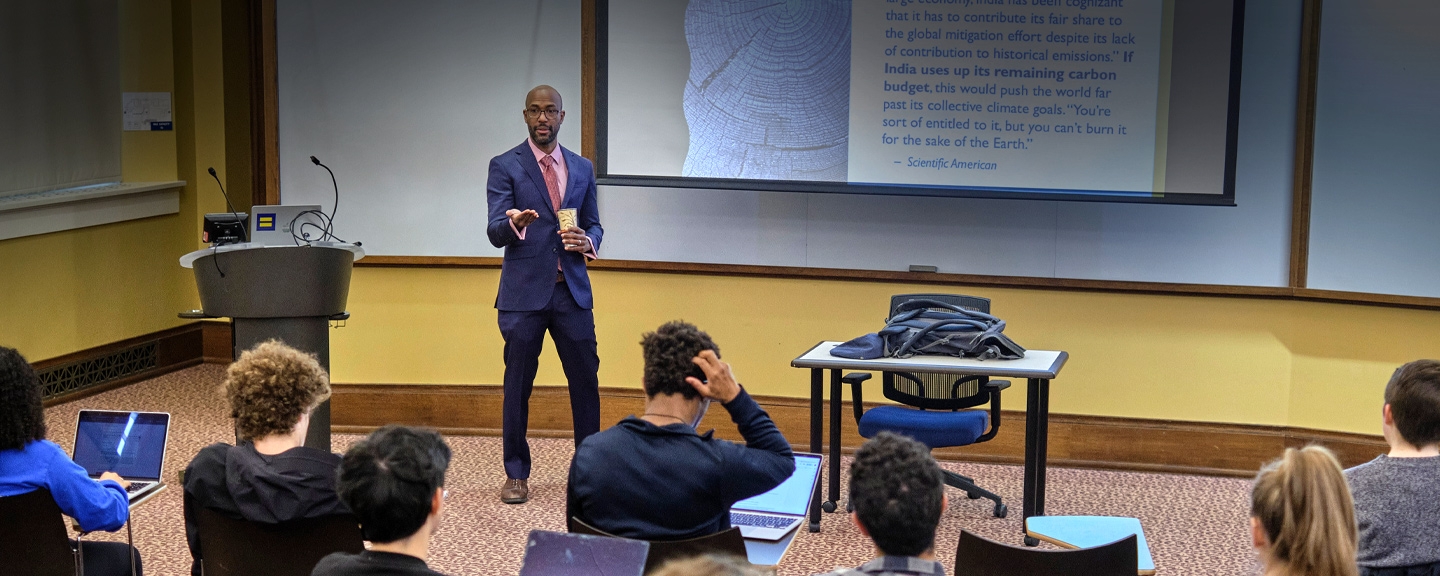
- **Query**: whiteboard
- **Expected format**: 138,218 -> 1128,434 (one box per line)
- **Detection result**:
1307,0 -> 1440,298
277,0 -> 1299,288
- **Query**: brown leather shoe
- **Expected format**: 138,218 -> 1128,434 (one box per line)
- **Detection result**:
500,478 -> 529,504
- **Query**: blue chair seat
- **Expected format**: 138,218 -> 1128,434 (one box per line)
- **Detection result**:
857,405 -> 989,449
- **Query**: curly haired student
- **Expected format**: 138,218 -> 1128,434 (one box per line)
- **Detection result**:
183,340 -> 348,576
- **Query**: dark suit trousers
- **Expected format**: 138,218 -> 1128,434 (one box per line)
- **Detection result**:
497,279 -> 602,480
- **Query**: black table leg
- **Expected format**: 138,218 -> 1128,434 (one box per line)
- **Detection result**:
1022,377 -> 1050,546
828,368 -> 843,512
809,368 -> 823,532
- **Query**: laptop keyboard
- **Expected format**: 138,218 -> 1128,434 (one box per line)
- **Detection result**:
126,482 -> 152,494
730,512 -> 795,529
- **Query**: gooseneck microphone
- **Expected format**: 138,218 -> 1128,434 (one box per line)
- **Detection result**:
207,167 -> 242,216
308,155 -> 342,242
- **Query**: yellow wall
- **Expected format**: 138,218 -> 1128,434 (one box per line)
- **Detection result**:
331,267 -> 1440,436
0,0 -> 229,362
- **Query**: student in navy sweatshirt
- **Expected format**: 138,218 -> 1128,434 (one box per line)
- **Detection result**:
0,346 -> 143,576
566,321 -> 795,540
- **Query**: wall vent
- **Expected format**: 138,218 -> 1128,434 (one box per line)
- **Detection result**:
37,342 -> 158,400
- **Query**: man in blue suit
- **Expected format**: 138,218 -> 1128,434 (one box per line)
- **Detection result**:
486,85 -> 603,504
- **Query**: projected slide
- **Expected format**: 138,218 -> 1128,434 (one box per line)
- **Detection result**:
606,0 -> 1241,203
849,1 -> 1163,193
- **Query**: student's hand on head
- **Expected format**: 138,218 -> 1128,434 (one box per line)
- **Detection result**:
99,471 -> 130,489
687,350 -> 741,403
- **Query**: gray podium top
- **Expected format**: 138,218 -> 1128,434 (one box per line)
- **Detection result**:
179,241 -> 364,268
180,243 -> 365,318
792,341 -> 1068,379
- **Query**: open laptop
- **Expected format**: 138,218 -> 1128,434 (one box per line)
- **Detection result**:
249,204 -> 326,246
71,410 -> 171,504
518,530 -> 649,576
729,452 -> 823,540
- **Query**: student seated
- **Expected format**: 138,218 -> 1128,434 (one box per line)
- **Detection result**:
1251,445 -> 1358,576
0,346 -> 144,576
1345,360 -> 1440,575
183,340 -> 348,576
312,425 -> 452,576
815,432 -> 948,576
566,321 -> 794,540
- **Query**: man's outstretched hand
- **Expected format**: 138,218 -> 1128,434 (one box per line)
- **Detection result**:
507,208 -> 539,229
686,350 -> 741,403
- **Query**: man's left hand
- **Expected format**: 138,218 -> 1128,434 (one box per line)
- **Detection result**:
560,227 -> 590,252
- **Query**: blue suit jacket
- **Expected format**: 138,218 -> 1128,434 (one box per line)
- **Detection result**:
486,141 -> 603,311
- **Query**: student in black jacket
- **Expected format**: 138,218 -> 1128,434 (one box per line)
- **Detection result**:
312,425 -> 452,576
566,321 -> 795,540
183,341 -> 348,576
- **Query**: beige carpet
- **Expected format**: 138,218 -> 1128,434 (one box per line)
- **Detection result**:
43,365 -> 1260,575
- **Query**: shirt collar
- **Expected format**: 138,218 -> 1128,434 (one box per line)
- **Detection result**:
855,556 -> 947,576
527,138 -> 564,166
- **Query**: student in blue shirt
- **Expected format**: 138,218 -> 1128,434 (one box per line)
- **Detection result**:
566,321 -> 795,540
0,346 -> 143,576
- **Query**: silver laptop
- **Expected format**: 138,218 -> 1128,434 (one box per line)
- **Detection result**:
729,452 -> 823,540
250,204 -> 326,246
72,410 -> 171,504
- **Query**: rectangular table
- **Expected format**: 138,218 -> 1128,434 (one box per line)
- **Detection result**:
792,342 -> 1068,544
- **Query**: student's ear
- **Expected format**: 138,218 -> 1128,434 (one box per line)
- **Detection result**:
432,488 -> 444,516
1383,403 -> 1395,427
940,493 -> 949,514
1250,516 -> 1267,551
849,512 -> 870,538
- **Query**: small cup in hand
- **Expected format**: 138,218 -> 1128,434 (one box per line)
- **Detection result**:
557,208 -> 577,232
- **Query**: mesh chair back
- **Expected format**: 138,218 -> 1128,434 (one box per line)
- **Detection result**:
0,489 -> 76,576
195,507 -> 364,576
954,530 -> 1137,576
568,517 -> 747,575
884,293 -> 994,409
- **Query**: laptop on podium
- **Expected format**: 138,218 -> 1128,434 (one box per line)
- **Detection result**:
71,410 -> 171,504
729,452 -> 823,540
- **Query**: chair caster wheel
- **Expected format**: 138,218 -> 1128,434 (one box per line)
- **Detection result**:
966,491 -> 981,500
821,501 -> 837,513
993,503 -> 1008,518
1024,536 -> 1039,547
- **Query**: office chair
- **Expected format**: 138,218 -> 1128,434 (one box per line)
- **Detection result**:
841,293 -> 1010,518
569,516 -> 748,575
0,488 -> 80,576
195,507 -> 363,576
954,529 -> 1138,576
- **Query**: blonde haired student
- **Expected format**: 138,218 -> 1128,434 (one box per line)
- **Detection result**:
1250,445 -> 1359,576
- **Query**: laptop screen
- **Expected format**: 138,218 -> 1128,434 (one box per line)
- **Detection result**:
732,453 -> 823,517
73,411 -> 169,480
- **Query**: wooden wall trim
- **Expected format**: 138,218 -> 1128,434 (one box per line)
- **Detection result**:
330,383 -> 1387,478
1288,0 -> 1323,288
355,255 -> 1440,311
252,0 -> 280,206
580,0 -> 597,163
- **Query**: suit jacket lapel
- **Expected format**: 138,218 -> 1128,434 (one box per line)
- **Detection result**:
562,148 -> 583,209
516,143 -> 556,216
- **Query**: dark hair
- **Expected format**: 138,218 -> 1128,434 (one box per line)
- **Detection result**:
336,425 -> 452,543
0,347 -> 47,451
640,321 -> 719,399
849,432 -> 945,557
1384,360 -> 1440,447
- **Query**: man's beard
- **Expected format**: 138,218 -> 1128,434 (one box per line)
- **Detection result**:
530,123 -> 558,146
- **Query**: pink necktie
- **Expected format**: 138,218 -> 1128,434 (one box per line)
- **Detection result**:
540,155 -> 562,212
